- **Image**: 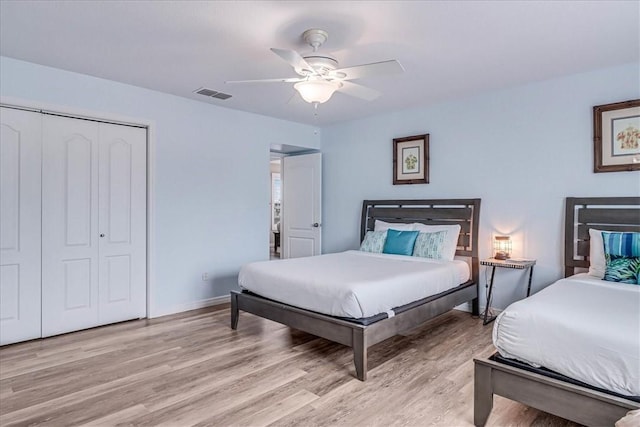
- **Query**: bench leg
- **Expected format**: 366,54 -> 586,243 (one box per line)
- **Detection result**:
474,362 -> 494,427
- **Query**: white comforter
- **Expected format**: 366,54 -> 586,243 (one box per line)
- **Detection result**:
493,273 -> 640,396
238,250 -> 470,319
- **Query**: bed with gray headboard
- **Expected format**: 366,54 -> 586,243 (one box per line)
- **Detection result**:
231,198 -> 481,381
474,196 -> 640,427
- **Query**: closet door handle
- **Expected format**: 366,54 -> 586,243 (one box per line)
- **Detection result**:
100,233 -> 105,238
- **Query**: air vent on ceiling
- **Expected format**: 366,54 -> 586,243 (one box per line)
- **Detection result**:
193,87 -> 232,100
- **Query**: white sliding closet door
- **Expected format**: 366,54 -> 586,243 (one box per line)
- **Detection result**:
42,115 -> 100,336
97,123 -> 146,324
0,107 -> 42,345
42,115 -> 147,337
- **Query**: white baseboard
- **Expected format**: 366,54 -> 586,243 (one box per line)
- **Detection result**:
454,302 -> 472,313
479,306 -> 503,317
149,294 -> 230,319
454,302 -> 503,317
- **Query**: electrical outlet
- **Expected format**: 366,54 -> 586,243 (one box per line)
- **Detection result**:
202,272 -> 208,281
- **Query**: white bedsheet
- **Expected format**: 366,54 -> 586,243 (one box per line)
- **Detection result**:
238,250 -> 470,319
493,273 -> 640,396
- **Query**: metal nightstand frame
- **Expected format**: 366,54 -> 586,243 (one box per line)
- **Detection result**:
480,258 -> 536,325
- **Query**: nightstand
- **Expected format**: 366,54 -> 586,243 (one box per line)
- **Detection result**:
480,258 -> 536,325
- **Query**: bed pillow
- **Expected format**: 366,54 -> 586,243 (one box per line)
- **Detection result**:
588,228 -> 607,279
602,231 -> 640,285
374,219 -> 414,232
382,229 -> 419,256
411,223 -> 461,261
412,231 -> 448,259
359,230 -> 387,253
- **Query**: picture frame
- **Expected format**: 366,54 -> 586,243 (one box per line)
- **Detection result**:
393,134 -> 429,185
593,99 -> 640,173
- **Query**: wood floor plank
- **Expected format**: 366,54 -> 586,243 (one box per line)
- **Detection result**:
133,368 -> 309,427
0,306 -> 581,427
209,389 -> 320,427
0,347 -> 181,412
79,404 -> 150,426
0,365 -> 173,426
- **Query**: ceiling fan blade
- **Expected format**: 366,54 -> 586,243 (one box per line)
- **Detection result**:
332,60 -> 404,81
337,81 -> 381,101
271,48 -> 315,74
225,77 -> 304,84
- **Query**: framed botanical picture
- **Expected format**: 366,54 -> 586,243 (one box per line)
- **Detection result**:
393,134 -> 429,185
593,99 -> 640,173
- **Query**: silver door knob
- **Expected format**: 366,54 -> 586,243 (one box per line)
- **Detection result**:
100,234 -> 105,237
312,223 -> 320,228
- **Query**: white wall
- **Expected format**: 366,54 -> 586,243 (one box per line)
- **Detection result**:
3,56 -> 638,316
321,62 -> 640,310
0,56 -> 320,317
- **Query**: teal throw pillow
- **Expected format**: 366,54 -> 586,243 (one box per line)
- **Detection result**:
383,229 -> 420,256
412,230 -> 448,259
360,230 -> 387,253
602,231 -> 640,285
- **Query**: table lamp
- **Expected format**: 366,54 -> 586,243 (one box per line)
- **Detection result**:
494,235 -> 512,260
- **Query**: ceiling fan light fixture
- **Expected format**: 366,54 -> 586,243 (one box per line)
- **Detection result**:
294,79 -> 341,104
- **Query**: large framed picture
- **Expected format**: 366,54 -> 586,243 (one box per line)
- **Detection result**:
593,99 -> 640,173
393,134 -> 429,185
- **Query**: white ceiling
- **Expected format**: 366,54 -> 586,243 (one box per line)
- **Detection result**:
1,1 -> 638,126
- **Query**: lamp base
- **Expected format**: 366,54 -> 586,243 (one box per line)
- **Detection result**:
494,252 -> 510,260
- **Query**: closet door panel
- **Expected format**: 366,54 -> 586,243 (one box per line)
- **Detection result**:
0,107 -> 42,345
42,115 -> 100,337
98,123 -> 146,323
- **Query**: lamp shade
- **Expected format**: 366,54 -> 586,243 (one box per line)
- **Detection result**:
294,79 -> 340,104
493,236 -> 512,260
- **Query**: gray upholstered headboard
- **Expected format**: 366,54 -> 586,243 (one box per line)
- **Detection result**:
564,197 -> 640,277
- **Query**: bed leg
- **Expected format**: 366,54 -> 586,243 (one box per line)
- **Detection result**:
353,329 -> 367,381
231,292 -> 239,330
474,361 -> 494,427
471,297 -> 480,316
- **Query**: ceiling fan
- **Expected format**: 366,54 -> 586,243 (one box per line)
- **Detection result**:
226,29 -> 404,105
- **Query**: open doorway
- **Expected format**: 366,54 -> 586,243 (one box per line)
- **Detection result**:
269,157 -> 282,259
270,144 -> 322,260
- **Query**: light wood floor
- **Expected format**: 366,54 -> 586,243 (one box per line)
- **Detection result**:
0,305 -> 579,426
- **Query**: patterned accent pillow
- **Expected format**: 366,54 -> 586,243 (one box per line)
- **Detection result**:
412,231 -> 448,259
359,230 -> 387,253
602,231 -> 640,285
604,257 -> 640,284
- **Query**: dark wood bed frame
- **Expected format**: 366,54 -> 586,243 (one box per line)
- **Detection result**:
231,198 -> 481,381
474,196 -> 640,427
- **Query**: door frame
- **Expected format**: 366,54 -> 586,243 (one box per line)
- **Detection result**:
0,96 -> 157,318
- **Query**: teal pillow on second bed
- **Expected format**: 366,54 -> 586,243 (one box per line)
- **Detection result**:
602,231 -> 640,284
383,229 -> 420,256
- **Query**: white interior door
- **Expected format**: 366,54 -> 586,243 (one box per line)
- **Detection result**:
0,107 -> 42,345
42,115 -> 100,336
98,123 -> 146,324
282,152 -> 322,259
